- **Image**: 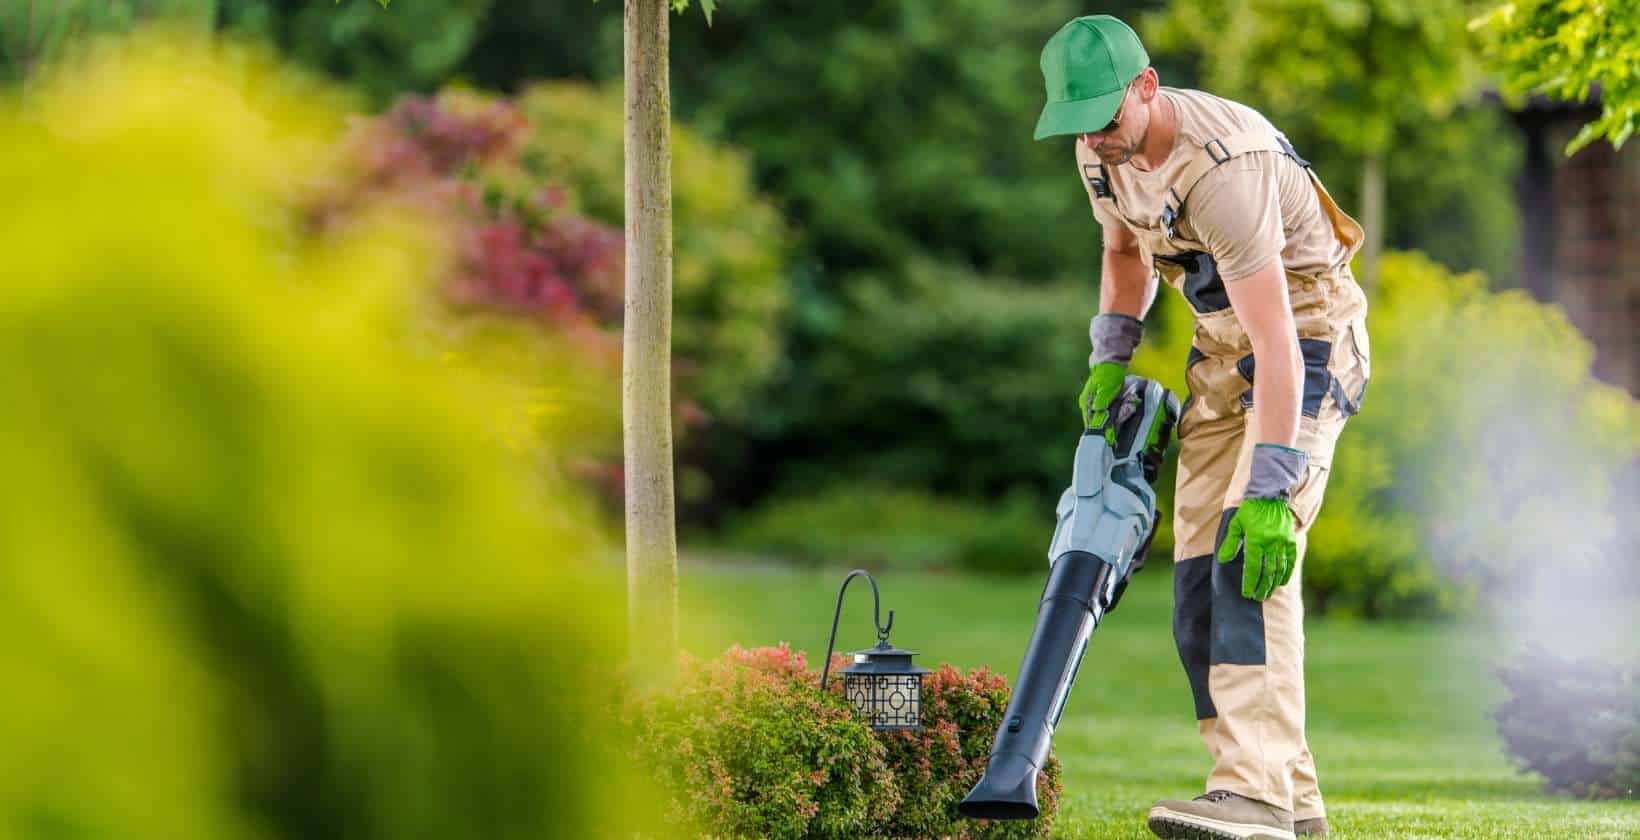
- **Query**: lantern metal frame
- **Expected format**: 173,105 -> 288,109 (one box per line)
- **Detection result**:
820,569 -> 930,731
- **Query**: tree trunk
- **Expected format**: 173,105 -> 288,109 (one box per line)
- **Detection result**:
1358,152 -> 1384,291
622,0 -> 678,689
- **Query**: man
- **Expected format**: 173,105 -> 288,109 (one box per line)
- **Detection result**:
1035,15 -> 1372,840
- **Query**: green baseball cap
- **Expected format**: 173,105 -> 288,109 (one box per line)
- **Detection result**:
1034,15 -> 1149,141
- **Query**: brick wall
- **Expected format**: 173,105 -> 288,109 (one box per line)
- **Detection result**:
1526,118 -> 1639,394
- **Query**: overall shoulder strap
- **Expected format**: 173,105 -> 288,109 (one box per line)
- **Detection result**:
1082,162 -> 1113,199
1161,130 -> 1303,240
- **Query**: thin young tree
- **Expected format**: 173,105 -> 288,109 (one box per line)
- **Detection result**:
625,0 -> 712,687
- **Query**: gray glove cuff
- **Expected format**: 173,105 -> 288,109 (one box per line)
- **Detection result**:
1089,313 -> 1144,366
1245,443 -> 1309,500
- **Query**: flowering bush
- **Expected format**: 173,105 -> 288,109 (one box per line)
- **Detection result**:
306,90 -> 623,339
299,86 -> 789,507
628,644 -> 1060,838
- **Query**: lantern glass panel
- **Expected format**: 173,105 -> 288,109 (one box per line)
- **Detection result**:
843,672 -> 924,730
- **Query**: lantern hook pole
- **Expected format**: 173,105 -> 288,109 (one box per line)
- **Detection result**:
819,569 -> 894,691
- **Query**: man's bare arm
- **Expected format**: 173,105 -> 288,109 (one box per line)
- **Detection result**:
1099,222 -> 1158,319
1224,256 -> 1301,447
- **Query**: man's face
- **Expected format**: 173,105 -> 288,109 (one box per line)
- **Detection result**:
1079,84 -> 1144,167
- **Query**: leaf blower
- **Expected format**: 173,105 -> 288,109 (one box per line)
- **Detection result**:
958,375 -> 1179,820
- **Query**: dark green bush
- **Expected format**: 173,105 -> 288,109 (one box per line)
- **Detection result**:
742,260 -> 1093,508
628,644 -> 1061,839
1495,649 -> 1640,799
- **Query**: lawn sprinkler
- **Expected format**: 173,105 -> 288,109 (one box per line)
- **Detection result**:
959,376 -> 1178,820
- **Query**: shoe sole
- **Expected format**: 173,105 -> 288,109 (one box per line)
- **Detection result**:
1147,805 -> 1297,840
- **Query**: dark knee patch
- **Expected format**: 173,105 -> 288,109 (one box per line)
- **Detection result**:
1174,555 -> 1216,719
1210,507 -> 1266,666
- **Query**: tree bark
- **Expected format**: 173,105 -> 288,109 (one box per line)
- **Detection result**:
1359,152 -> 1384,291
622,0 -> 678,689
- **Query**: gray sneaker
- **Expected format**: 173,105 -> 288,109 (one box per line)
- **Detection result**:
1294,816 -> 1329,836
1147,790 -> 1296,840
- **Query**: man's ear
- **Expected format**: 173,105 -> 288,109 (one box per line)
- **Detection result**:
1136,67 -> 1160,102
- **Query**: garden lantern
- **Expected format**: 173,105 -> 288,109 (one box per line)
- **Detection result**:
820,569 -> 930,731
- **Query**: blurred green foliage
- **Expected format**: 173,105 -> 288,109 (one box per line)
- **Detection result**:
1146,0 -> 1484,158
1145,0 -> 1521,283
216,0 -> 489,107
1473,0 -> 1640,152
668,0 -> 1123,281
1304,252 -> 1637,616
514,81 -> 789,427
0,30 -> 653,838
0,0 -> 214,86
1377,105 -> 1522,285
745,261 -> 1094,503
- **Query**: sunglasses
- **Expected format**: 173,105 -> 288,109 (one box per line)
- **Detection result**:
1092,83 -> 1135,135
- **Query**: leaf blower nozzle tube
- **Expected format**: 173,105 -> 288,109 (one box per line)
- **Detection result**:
959,376 -> 1178,821
958,552 -> 1116,820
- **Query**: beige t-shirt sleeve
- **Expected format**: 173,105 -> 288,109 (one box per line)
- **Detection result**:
1184,153 -> 1287,281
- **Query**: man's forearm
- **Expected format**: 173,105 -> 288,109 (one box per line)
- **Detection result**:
1249,333 -> 1302,448
1099,246 -> 1157,319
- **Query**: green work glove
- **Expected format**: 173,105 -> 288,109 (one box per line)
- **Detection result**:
1079,360 -> 1127,438
1081,313 -> 1145,438
1216,444 -> 1308,601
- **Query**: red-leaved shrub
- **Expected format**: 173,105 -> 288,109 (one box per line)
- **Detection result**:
849,659 -> 1062,839
629,644 -> 899,838
628,644 -> 1061,839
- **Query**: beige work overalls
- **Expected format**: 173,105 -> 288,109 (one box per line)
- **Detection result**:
1089,129 -> 1371,818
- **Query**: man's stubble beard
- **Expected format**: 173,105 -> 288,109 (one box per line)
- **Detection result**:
1101,148 -> 1136,167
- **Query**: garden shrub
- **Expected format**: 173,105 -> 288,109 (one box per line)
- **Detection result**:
630,645 -> 1061,839
742,260 -> 1094,509
861,659 -> 1062,839
1495,649 -> 1640,799
0,31 -> 653,839
629,644 -> 899,838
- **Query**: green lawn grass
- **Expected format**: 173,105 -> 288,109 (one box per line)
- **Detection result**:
677,556 -> 1638,839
